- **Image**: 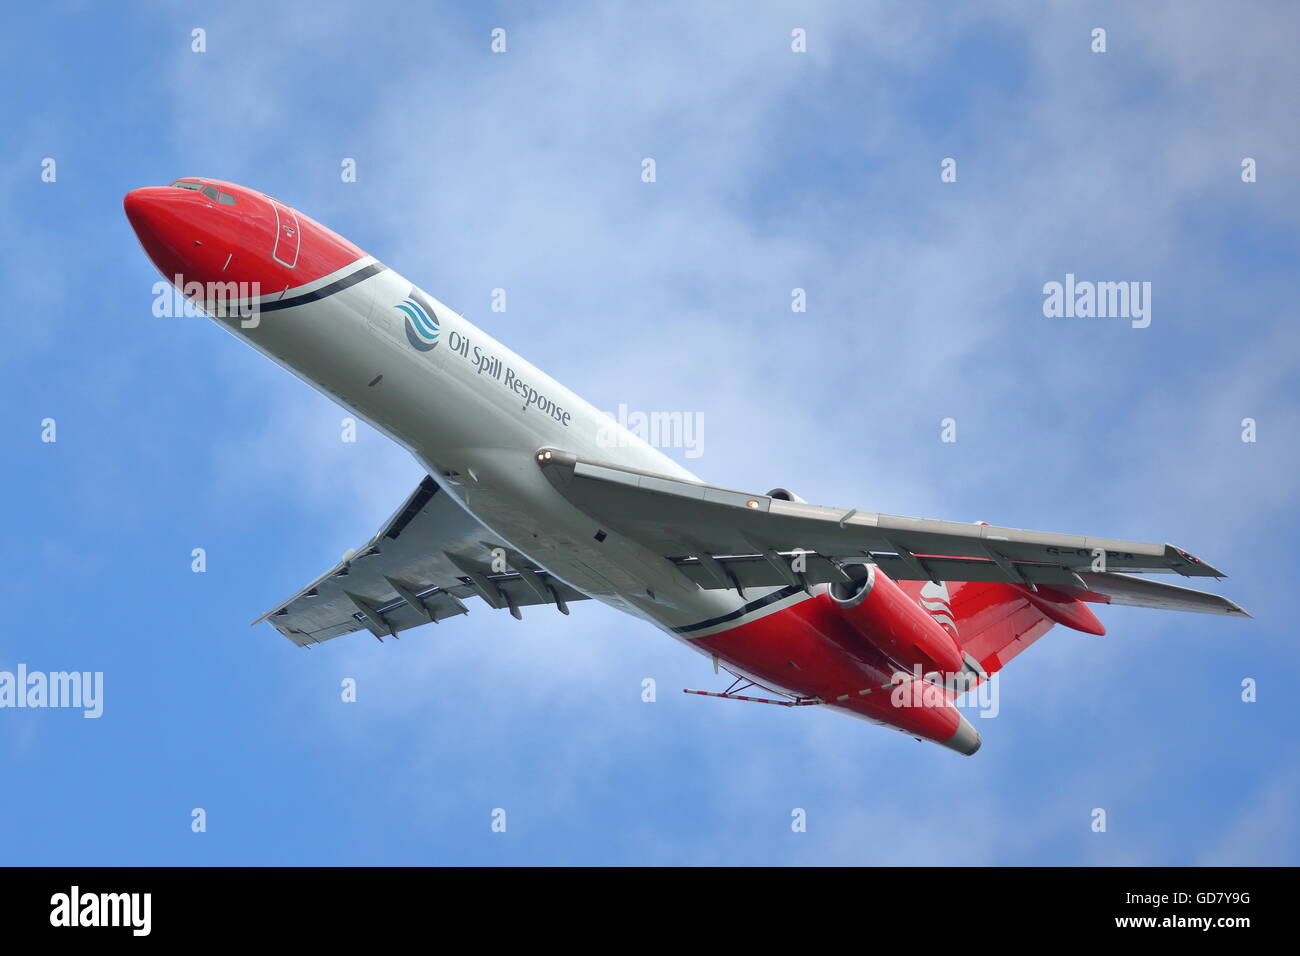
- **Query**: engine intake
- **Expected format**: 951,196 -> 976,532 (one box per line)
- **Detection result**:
766,487 -> 806,503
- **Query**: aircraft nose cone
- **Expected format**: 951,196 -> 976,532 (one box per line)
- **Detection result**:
123,186 -> 168,241
124,186 -> 207,286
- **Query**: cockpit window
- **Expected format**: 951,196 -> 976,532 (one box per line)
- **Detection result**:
166,179 -> 236,203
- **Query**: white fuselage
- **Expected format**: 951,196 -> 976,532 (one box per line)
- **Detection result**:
218,258 -> 809,662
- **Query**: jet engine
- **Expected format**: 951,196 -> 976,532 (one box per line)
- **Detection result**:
766,488 -> 806,503
827,563 -> 966,678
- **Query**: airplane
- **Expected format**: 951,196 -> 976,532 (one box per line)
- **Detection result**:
124,177 -> 1249,756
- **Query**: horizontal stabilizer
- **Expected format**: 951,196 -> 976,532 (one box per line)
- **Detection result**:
1066,572 -> 1250,617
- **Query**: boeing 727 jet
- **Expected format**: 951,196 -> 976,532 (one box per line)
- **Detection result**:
124,178 -> 1248,755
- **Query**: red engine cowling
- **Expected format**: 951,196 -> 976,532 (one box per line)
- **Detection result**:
828,564 -> 965,677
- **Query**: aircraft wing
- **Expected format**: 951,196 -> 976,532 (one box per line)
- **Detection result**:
255,476 -> 589,646
535,449 -> 1248,616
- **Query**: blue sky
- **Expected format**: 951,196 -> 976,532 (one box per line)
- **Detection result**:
1,0 -> 1296,865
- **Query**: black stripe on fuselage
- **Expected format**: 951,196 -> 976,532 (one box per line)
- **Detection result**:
257,260 -> 387,313
671,584 -> 806,635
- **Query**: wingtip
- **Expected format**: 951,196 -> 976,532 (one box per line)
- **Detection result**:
1164,543 -> 1228,579
1219,597 -> 1252,618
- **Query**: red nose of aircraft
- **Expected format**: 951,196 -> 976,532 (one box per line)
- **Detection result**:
123,185 -> 219,286
124,178 -> 369,298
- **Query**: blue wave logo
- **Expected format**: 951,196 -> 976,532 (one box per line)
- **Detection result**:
396,292 -> 440,351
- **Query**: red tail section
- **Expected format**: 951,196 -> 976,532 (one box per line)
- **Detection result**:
895,579 -> 1105,679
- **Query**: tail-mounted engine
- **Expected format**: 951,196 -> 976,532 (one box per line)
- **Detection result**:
827,563 -> 966,679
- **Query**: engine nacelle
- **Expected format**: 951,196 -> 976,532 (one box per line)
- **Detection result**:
828,564 -> 966,677
766,487 -> 806,503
